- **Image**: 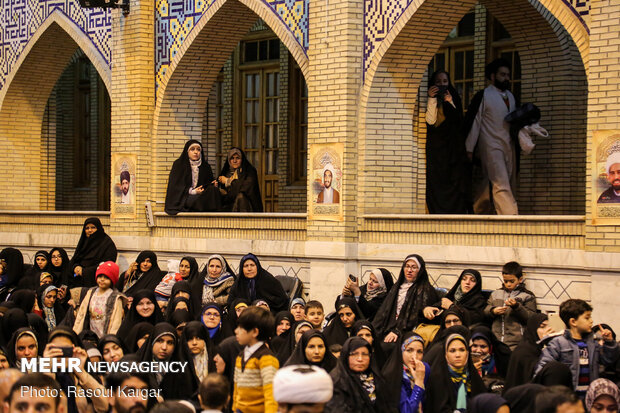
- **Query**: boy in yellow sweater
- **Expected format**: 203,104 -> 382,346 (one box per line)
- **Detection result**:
233,306 -> 279,413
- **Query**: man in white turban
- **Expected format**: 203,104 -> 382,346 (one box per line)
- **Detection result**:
598,151 -> 620,203
317,164 -> 339,204
273,365 -> 333,412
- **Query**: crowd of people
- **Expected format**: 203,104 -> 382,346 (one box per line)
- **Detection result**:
0,218 -> 618,413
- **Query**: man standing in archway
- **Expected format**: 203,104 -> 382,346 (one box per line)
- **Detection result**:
465,59 -> 518,215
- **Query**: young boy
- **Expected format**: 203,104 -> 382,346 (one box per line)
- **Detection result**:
535,299 -> 619,397
484,261 -> 537,349
305,300 -> 325,330
233,306 -> 278,413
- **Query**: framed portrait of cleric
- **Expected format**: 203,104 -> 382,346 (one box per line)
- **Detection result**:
592,130 -> 620,225
111,153 -> 137,219
309,143 -> 344,221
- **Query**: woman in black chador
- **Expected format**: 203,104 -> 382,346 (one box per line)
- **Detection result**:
217,147 -> 263,212
425,70 -> 468,214
68,217 -> 117,289
165,139 -> 220,215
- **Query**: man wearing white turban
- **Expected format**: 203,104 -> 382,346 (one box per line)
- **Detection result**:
598,151 -> 620,203
273,365 -> 333,412
317,164 -> 340,204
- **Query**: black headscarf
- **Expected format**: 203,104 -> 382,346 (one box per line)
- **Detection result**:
49,247 -> 71,287
48,325 -> 83,347
503,383 -> 545,413
504,312 -> 548,390
437,305 -> 470,336
27,313 -> 48,351
470,324 -> 512,378
78,330 -> 99,348
227,254 -> 288,313
21,250 -> 50,290
169,309 -> 193,331
170,280 -> 192,300
166,297 -> 193,322
181,321 -> 216,375
0,308 -> 29,348
136,322 -> 199,400
178,256 -> 201,286
69,217 -> 118,288
469,393 -> 509,413
124,322 -> 154,354
352,320 -> 387,366
227,298 -> 250,328
0,248 -> 25,300
324,296 -> 364,347
164,139 -> 219,215
284,329 -> 337,372
218,147 -> 263,212
274,320 -> 313,366
215,335 -> 242,398
532,361 -> 573,388
98,334 -> 127,360
117,251 -> 165,296
6,327 -> 39,367
372,254 -> 439,339
9,289 -> 36,313
271,311 -> 294,360
443,269 -> 486,324
117,290 -> 164,342
423,324 -> 472,367
324,336 -> 391,413
424,333 -> 486,412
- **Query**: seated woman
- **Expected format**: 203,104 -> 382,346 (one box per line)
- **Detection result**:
323,297 -> 363,347
352,320 -> 387,366
341,268 -> 394,321
154,256 -> 200,308
469,325 -> 512,392
182,320 -> 216,382
36,284 -> 66,332
164,139 -> 220,215
226,254 -> 288,313
200,303 -> 233,346
218,148 -> 263,212
0,248 -> 25,302
98,335 -> 126,363
69,217 -> 118,289
116,290 -> 164,342
284,329 -> 338,372
117,251 -> 166,297
191,254 -> 235,314
324,336 -> 391,413
425,333 -> 486,412
21,250 -> 50,290
49,247 -> 71,288
372,254 -> 439,345
6,328 -> 39,369
586,379 -> 620,413
125,322 -> 153,354
423,269 -> 486,325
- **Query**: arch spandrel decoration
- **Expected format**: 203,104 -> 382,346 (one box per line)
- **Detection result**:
0,0 -> 111,90
363,0 -> 590,78
155,0 -> 309,92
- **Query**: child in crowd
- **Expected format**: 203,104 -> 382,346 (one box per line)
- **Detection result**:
199,373 -> 230,413
73,261 -> 125,337
233,306 -> 279,413
305,300 -> 325,330
535,299 -> 619,398
289,297 -> 306,322
484,261 -> 537,350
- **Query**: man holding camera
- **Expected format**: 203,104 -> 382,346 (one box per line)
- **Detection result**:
465,58 -> 518,215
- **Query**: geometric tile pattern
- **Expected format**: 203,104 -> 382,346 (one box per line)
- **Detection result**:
363,0 -> 591,77
155,0 -> 309,93
0,0 -> 111,89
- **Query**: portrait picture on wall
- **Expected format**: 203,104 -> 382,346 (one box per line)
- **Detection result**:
111,153 -> 137,219
309,143 -> 344,221
592,130 -> 620,225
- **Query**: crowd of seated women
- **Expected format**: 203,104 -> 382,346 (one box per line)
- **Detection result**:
0,221 -> 619,413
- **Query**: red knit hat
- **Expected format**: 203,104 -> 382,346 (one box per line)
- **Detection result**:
96,261 -> 119,286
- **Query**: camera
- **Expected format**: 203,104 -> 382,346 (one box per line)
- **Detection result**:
348,274 -> 357,282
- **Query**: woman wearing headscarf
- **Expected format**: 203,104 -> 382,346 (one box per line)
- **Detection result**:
6,327 -> 39,369
284,329 -> 338,372
21,250 -> 50,290
424,269 -> 486,325
199,303 -> 233,346
164,139 -> 221,215
352,320 -> 387,366
469,394 -> 510,413
154,256 -> 200,304
49,247 -> 71,287
193,254 -> 235,313
226,253 -> 288,313
116,290 -> 164,342
0,307 -> 28,348
0,247 -> 25,301
8,289 -> 36,314
69,217 -> 118,288
181,321 -> 216,382
324,297 -> 364,347
372,254 -> 439,345
504,312 -> 552,390
341,268 -> 394,321
586,379 -> 620,413
324,336 -> 391,413
425,69 -> 468,214
37,285 -> 67,331
469,325 -> 512,393
503,383 -> 545,413
424,333 -> 486,412
125,322 -> 153,354
117,251 -> 166,297
274,320 -> 313,366
218,147 -> 263,212
271,311 -> 295,363
98,334 -> 126,362
136,322 -> 199,400
27,313 -> 49,350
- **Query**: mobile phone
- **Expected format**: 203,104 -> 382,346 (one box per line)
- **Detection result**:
348,274 -> 357,282
57,346 -> 73,357
548,312 -> 565,332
